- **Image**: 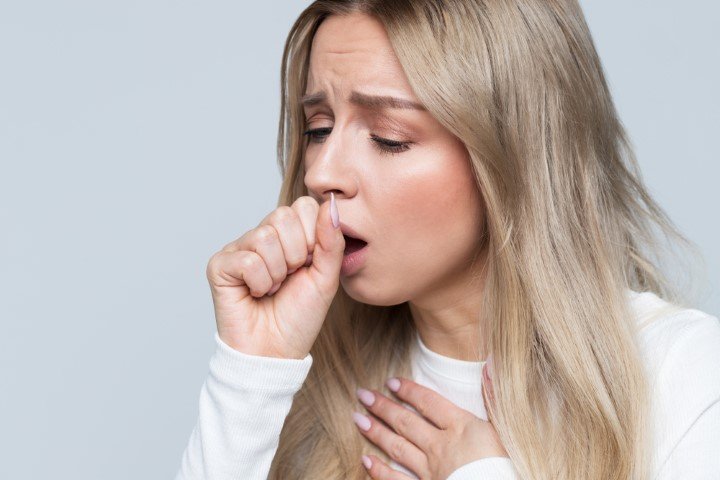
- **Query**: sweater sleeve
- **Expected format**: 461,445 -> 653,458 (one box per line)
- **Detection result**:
174,332 -> 313,480
447,312 -> 720,480
655,399 -> 720,479
653,313 -> 720,479
446,456 -> 519,479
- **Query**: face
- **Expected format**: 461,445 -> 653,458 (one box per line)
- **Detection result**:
303,12 -> 486,307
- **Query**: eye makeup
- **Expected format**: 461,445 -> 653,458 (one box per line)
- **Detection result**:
302,127 -> 413,155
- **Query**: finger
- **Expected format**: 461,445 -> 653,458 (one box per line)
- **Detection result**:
221,206 -> 310,273
385,377 -> 472,429
207,250 -> 273,298
352,410 -> 426,477
258,206 -> 309,272
307,193 -> 344,284
290,196 -> 319,258
245,225 -> 288,288
362,454 -> 416,480
357,388 -> 438,453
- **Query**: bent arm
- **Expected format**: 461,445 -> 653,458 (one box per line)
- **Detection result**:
174,332 -> 313,480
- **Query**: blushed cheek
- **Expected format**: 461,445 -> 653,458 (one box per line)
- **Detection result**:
378,172 -> 465,262
386,159 -> 483,272
344,164 -> 482,305
407,166 -> 476,239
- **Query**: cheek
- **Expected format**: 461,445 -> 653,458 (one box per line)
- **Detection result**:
341,147 -> 483,305
383,156 -> 483,272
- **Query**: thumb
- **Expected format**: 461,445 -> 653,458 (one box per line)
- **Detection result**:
308,192 -> 346,291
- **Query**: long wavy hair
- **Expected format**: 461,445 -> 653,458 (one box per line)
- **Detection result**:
268,1 -> 704,478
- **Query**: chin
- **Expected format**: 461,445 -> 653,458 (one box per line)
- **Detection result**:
340,277 -> 408,307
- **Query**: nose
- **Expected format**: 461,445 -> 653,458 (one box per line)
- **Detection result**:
303,126 -> 358,203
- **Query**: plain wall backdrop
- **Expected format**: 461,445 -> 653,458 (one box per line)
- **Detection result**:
0,1 -> 717,478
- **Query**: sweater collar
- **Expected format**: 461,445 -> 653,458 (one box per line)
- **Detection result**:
411,288 -> 654,383
413,330 -> 486,384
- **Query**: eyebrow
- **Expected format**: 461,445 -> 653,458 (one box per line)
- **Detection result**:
300,90 -> 426,111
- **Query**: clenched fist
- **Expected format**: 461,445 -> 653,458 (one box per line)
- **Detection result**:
205,193 -> 345,359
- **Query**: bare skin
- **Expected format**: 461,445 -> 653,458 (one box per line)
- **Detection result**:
303,12 -> 489,362
205,11 -> 507,477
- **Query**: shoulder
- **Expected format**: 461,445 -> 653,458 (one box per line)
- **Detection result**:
628,290 -> 720,457
628,289 -> 720,385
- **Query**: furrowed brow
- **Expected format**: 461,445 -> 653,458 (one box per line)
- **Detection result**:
300,90 -> 426,111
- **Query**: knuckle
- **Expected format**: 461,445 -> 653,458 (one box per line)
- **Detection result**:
255,225 -> 278,245
289,253 -> 307,267
240,251 -> 260,270
396,411 -> 413,433
413,392 -> 435,418
292,197 -> 318,227
273,205 -> 297,224
452,408 -> 471,425
205,252 -> 221,276
426,434 -> 444,458
293,195 -> 318,209
389,439 -> 406,461
219,239 -> 236,252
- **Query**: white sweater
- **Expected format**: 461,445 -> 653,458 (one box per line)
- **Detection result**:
174,290 -> 720,479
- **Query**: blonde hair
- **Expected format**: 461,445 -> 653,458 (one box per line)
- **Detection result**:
268,1 -> 705,479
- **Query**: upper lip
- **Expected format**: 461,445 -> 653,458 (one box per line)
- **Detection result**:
340,222 -> 367,243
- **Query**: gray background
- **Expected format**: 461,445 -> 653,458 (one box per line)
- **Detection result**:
0,1 -> 717,478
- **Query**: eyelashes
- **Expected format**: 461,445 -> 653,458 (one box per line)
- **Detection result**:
302,127 -> 412,155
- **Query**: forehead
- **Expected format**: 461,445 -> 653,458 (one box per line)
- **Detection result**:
306,12 -> 416,100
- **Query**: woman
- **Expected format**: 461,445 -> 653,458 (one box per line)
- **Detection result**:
175,1 -> 720,479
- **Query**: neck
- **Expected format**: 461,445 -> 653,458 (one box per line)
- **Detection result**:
407,249 -> 488,362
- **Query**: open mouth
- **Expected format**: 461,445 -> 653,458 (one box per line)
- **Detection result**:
343,234 -> 368,255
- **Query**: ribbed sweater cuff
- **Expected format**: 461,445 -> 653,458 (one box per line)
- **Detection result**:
210,331 -> 313,393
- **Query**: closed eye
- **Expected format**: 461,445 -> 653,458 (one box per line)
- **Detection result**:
302,127 -> 413,155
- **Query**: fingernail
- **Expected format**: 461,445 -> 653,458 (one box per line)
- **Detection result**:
352,411 -> 371,431
356,388 -> 375,407
386,377 -> 401,392
361,455 -> 372,469
288,268 -> 297,274
330,192 -> 340,229
267,283 -> 280,296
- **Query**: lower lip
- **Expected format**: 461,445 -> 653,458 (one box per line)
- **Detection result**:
341,243 -> 368,276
